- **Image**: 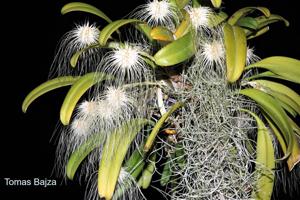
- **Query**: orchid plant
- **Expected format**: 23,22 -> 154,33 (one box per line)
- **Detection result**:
22,0 -> 300,200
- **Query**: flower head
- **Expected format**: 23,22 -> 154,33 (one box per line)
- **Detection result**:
104,87 -> 131,110
100,43 -> 149,83
70,118 -> 91,137
186,6 -> 212,30
97,87 -> 133,119
134,0 -> 178,29
112,45 -> 140,69
49,22 -> 101,77
72,23 -> 100,48
78,100 -> 99,118
201,39 -> 225,66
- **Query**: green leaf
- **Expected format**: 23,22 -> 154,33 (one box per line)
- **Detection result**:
70,44 -> 100,68
210,0 -> 222,8
256,14 -> 289,29
288,117 -> 300,137
174,11 -> 191,38
277,99 -> 298,118
237,17 -> 258,30
192,0 -> 200,7
60,72 -> 112,125
223,23 -> 247,83
98,19 -> 141,46
175,0 -> 190,9
247,26 -> 270,39
141,152 -> 156,189
144,102 -> 184,152
175,143 -> 185,169
245,56 -> 300,84
242,110 -> 275,200
246,70 -> 290,82
265,116 -> 287,156
22,76 -> 80,113
248,80 -> 300,113
150,26 -> 174,42
113,146 -> 146,200
61,2 -> 112,23
228,7 -> 270,25
240,88 -> 293,162
66,132 -> 104,180
160,158 -> 172,186
208,11 -> 228,28
124,146 -> 146,178
154,32 -> 196,66
265,112 -> 300,171
135,23 -> 153,42
98,119 -> 151,200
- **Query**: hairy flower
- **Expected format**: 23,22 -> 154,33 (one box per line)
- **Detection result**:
98,87 -> 133,119
134,0 -> 178,29
100,43 -> 149,83
186,6 -> 212,30
72,23 -> 99,48
200,39 -> 225,67
49,22 -> 101,77
78,100 -> 100,118
70,117 -> 91,137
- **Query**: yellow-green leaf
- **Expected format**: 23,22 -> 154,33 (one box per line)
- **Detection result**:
174,11 -> 191,39
70,44 -> 100,68
240,88 -> 293,161
141,152 -> 156,189
98,19 -> 141,46
154,32 -> 196,66
144,102 -> 184,152
160,158 -> 172,186
287,134 -> 300,171
98,119 -> 151,200
66,132 -> 104,180
210,0 -> 222,8
22,76 -> 80,113
61,2 -> 112,23
135,23 -> 153,42
237,17 -> 258,30
192,0 -> 200,7
242,109 -> 275,200
124,144 -> 146,176
248,26 -> 270,39
246,70 -> 290,82
223,23 -> 247,83
256,14 -> 289,29
60,72 -> 112,125
228,7 -> 270,25
288,117 -> 300,137
150,26 -> 174,42
265,116 -> 287,156
208,11 -> 228,28
248,79 -> 300,113
245,56 -> 300,84
175,0 -> 190,9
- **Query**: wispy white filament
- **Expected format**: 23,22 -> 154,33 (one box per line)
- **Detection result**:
133,0 -> 179,29
73,23 -> 99,48
246,47 -> 260,65
186,6 -> 212,30
49,22 -> 101,77
201,40 -> 225,67
100,43 -> 149,84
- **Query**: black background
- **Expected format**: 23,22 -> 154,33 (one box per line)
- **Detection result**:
0,0 -> 299,199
